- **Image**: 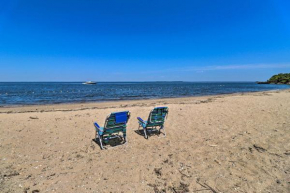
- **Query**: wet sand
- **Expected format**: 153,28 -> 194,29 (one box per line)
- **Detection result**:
0,90 -> 290,192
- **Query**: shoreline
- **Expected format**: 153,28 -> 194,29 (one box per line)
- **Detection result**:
1,82 -> 289,108
0,88 -> 289,113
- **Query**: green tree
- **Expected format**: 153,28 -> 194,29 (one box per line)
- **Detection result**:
268,73 -> 290,84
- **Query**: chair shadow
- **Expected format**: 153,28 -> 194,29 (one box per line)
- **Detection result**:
134,128 -> 161,138
134,129 -> 146,137
92,135 -> 125,150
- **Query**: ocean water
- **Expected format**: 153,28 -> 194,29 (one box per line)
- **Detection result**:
0,82 -> 289,106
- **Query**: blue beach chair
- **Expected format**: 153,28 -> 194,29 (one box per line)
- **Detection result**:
137,107 -> 169,139
94,111 -> 130,149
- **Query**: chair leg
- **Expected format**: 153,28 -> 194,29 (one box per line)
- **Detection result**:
95,130 -> 98,141
159,126 -> 166,137
123,130 -> 127,143
98,132 -> 104,150
143,128 -> 148,139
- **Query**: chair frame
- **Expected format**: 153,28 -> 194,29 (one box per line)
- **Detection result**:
94,111 -> 130,149
137,107 -> 169,139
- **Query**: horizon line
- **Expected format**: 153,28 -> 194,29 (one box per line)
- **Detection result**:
0,80 -> 261,83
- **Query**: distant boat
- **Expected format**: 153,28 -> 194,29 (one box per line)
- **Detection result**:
82,81 -> 97,85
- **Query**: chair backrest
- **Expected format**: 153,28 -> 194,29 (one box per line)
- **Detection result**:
104,111 -> 130,130
147,107 -> 169,127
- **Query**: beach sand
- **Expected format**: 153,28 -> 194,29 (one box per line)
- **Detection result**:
0,90 -> 290,193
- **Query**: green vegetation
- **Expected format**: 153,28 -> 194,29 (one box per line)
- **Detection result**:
257,73 -> 290,84
267,73 -> 290,84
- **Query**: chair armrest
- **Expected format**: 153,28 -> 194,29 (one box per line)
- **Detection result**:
94,122 -> 101,130
137,117 -> 145,124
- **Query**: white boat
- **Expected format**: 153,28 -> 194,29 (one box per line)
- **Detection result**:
82,81 -> 97,85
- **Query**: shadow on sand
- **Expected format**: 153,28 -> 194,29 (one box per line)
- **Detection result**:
134,128 -> 162,139
92,135 -> 126,150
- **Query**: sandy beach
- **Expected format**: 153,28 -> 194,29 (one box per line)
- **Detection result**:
0,89 -> 290,193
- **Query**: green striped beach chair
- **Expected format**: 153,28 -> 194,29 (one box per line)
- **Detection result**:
137,107 -> 169,139
94,111 -> 130,149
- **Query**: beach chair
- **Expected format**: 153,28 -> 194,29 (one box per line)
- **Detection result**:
94,111 -> 130,149
137,107 -> 169,139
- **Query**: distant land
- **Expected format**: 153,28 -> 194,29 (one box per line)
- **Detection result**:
257,73 -> 290,85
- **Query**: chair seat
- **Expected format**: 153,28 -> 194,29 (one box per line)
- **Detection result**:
141,121 -> 164,128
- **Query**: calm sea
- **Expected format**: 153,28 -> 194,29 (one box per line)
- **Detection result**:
0,82 -> 289,106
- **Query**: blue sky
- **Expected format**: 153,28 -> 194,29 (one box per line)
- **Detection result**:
0,0 -> 290,81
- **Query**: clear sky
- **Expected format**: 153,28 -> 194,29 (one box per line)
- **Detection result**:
0,0 -> 290,81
